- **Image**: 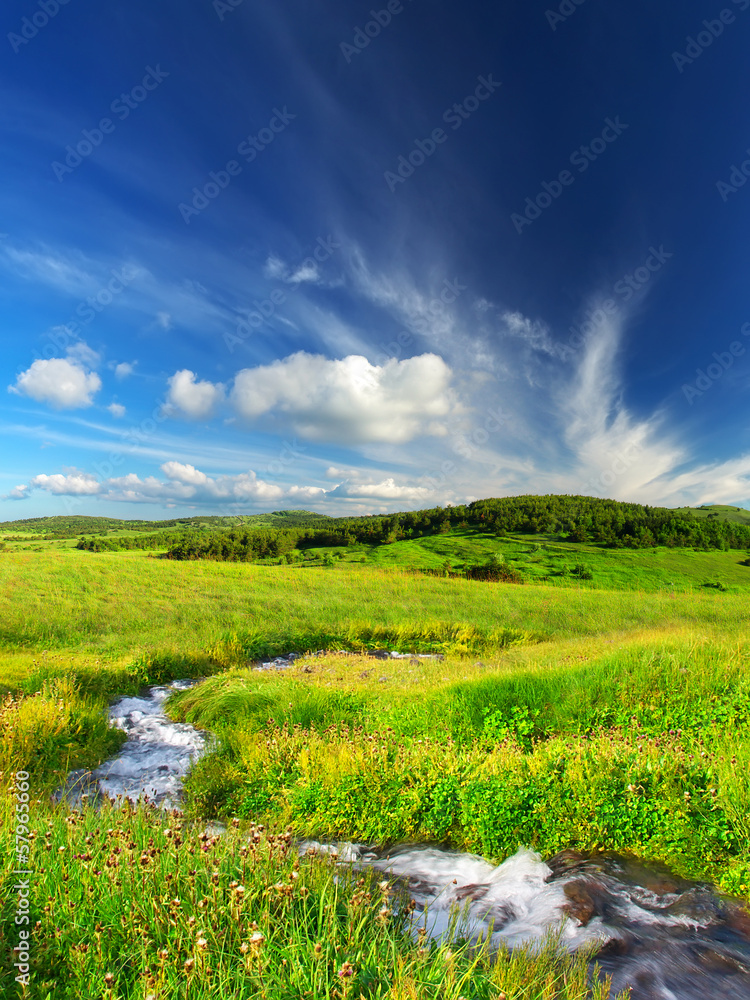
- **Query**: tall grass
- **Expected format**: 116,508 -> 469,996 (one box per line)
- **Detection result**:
172,637 -> 750,896
0,677 -> 124,793
0,801 -> 622,999
1,550 -> 748,660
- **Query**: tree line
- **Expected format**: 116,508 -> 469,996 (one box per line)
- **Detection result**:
129,495 -> 750,562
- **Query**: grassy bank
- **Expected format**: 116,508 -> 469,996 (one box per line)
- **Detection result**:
171,637 -> 750,897
1,546 -> 749,998
0,800 -> 622,999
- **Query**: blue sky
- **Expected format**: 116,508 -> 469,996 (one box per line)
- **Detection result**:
2,0 -> 750,519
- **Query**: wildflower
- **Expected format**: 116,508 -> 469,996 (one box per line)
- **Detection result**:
240,942 -> 249,954
338,961 -> 354,978
104,973 -> 115,987
197,937 -> 208,951
184,958 -> 195,972
249,932 -> 265,948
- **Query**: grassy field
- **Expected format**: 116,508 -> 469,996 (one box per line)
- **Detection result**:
1,535 -> 749,998
1,546 -> 749,661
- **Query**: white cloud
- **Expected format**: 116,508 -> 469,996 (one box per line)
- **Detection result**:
9,462 -> 444,510
115,362 -> 135,380
264,254 -> 321,285
107,403 -> 126,418
501,311 -> 557,356
156,311 -> 172,330
2,245 -> 95,296
166,369 -> 225,419
327,478 -> 433,501
560,317 -> 682,501
9,357 -> 102,409
29,471 -> 101,495
162,461 -> 210,486
66,341 -> 101,368
230,351 -> 459,444
263,255 -> 287,281
325,466 -> 367,480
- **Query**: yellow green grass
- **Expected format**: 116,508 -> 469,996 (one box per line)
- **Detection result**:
1,547 -> 749,998
0,800 -> 622,999
1,549 -> 748,661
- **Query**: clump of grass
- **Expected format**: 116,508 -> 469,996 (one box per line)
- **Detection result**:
0,678 -> 124,793
173,638 -> 750,896
0,800 -> 622,999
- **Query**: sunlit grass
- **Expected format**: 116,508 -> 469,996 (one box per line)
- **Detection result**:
0,800 -> 623,999
1,550 -> 748,662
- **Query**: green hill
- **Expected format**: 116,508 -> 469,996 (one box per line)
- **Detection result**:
0,510 -> 330,539
674,504 -> 750,525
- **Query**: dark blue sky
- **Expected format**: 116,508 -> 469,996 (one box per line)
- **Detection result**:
3,0 -> 750,516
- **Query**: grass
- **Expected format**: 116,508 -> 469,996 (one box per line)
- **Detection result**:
0,549 -> 748,664
1,543 -> 749,997
171,636 -> 750,896
0,800 -> 623,999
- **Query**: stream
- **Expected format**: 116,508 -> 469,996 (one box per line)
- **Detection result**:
55,678 -> 750,999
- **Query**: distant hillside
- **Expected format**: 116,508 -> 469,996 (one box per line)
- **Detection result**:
0,510 -> 330,539
674,504 -> 750,526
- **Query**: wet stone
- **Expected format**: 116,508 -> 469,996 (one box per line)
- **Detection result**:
562,880 -> 599,926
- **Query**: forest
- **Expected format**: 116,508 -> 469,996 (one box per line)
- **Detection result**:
74,494 -> 750,560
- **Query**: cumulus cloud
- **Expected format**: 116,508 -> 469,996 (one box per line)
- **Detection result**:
29,471 -> 101,495
6,485 -> 29,500
9,356 -> 102,409
230,351 -> 459,444
166,369 -> 225,419
8,462 -> 443,510
114,362 -> 135,379
107,402 -> 126,418
326,478 -> 433,501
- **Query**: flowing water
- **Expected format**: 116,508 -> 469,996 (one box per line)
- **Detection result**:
302,841 -> 750,999
57,677 -> 750,999
55,679 -> 207,809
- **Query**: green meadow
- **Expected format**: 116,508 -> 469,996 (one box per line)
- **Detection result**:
1,503 -> 750,998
